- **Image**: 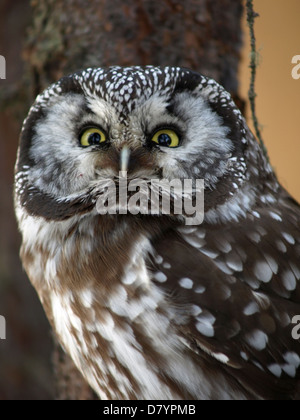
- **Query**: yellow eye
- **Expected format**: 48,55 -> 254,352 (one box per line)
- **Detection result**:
151,129 -> 180,148
80,127 -> 107,147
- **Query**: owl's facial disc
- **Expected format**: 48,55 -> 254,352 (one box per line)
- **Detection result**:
16,66 -> 252,222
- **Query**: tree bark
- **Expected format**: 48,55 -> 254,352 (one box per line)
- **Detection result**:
0,0 -> 55,400
26,0 -> 243,94
0,0 -> 243,399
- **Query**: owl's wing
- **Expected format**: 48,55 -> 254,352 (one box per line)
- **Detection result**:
149,196 -> 300,400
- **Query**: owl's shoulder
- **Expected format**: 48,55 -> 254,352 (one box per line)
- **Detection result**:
148,197 -> 300,399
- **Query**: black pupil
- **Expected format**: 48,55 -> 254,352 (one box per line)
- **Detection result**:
88,132 -> 101,145
157,133 -> 171,146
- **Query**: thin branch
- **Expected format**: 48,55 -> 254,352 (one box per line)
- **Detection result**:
246,0 -> 269,162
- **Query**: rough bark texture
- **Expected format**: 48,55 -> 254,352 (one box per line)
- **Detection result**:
26,0 -> 243,94
0,0 -> 243,399
0,0 -> 54,400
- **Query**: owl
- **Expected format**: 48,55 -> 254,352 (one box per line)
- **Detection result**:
14,66 -> 300,400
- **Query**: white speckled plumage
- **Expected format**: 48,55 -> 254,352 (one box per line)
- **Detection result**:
14,66 -> 300,400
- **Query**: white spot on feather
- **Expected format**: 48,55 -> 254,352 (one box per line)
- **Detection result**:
80,289 -> 94,308
269,211 -> 282,222
240,351 -> 249,361
211,352 -> 230,364
163,262 -> 171,269
196,322 -> 214,338
196,312 -> 216,337
191,305 -> 202,316
282,270 -> 297,291
276,240 -> 287,253
179,278 -> 194,289
251,291 -> 271,309
214,260 -> 234,275
225,252 -> 243,272
254,261 -> 273,283
220,285 -> 231,300
283,352 -> 300,368
282,232 -> 295,245
183,235 -> 205,249
154,272 -> 168,283
122,270 -> 137,285
290,263 -> 300,280
154,255 -> 163,264
247,231 -> 261,243
245,329 -> 268,351
268,364 -> 282,378
215,238 -> 232,253
200,248 -> 219,259
282,364 -> 296,378
194,285 -> 206,294
243,302 -> 259,316
264,254 -> 278,275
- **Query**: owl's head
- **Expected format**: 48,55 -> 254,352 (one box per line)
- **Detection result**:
15,66 -> 272,225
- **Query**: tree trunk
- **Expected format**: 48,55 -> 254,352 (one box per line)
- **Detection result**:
0,0 -> 54,400
1,0 -> 243,399
26,0 -> 243,94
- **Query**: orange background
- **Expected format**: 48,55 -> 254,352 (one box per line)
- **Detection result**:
240,0 -> 300,202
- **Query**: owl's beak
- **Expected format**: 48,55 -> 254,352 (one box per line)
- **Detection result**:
120,146 -> 131,174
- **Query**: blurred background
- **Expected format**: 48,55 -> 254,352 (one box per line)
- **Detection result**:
240,0 -> 300,202
0,0 -> 299,400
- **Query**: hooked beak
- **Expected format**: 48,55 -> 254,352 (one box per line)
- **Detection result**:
120,146 -> 131,174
